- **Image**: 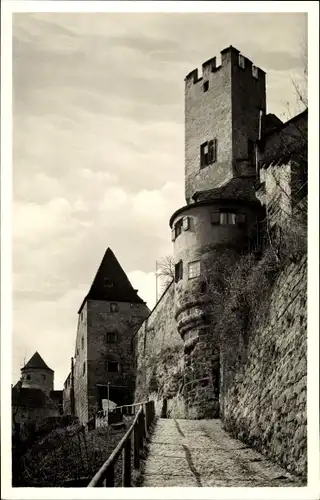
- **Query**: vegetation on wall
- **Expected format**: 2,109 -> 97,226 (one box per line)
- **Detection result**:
202,216 -> 307,378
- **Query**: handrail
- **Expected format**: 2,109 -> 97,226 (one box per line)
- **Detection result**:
88,400 -> 155,487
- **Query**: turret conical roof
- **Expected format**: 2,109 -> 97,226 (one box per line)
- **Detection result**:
78,248 -> 145,313
21,352 -> 53,372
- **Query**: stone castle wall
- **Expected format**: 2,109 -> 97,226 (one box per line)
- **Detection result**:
221,256 -> 307,478
133,282 -> 185,418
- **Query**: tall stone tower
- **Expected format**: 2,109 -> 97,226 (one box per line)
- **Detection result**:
20,352 -> 54,396
74,248 -> 149,424
170,46 -> 266,419
185,45 -> 266,204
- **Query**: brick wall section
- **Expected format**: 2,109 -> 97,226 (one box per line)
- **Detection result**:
133,283 -> 185,418
221,256 -> 307,478
87,299 -> 149,420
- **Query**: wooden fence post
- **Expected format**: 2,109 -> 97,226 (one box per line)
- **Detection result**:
104,465 -> 114,487
122,437 -> 131,487
133,421 -> 140,469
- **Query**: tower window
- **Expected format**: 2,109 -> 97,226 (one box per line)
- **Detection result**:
26,375 -> 31,381
174,219 -> 183,238
42,374 -> 46,381
110,303 -> 119,313
238,54 -> 245,69
104,277 -> 114,288
252,65 -> 258,79
203,81 -> 209,92
82,362 -> 86,376
200,139 -> 217,168
174,260 -> 183,283
220,213 -> 236,225
81,336 -> 84,349
188,260 -> 201,279
236,213 -> 247,225
211,211 -> 246,226
182,216 -> 190,231
107,361 -> 119,373
107,332 -> 117,343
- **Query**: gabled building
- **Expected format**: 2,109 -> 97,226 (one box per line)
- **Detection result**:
67,248 -> 149,424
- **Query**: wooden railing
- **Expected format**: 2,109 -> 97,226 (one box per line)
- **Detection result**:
87,401 -> 155,487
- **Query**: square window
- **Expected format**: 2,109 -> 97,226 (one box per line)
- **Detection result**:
107,332 -> 117,343
107,361 -> 119,373
211,212 -> 220,225
220,212 -> 228,225
188,260 -> 201,279
110,303 -> 119,313
252,65 -> 258,78
203,81 -> 209,92
174,260 -> 183,283
200,139 -> 217,168
236,213 -> 247,225
238,55 -> 245,69
220,213 -> 236,225
104,277 -> 114,288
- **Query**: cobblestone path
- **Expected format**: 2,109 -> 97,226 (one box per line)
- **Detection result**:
141,418 -> 304,487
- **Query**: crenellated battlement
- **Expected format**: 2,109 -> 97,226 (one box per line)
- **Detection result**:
185,45 -> 265,85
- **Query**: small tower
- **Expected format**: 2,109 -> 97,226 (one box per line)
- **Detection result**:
20,352 -> 54,396
185,45 -> 266,204
74,248 -> 149,425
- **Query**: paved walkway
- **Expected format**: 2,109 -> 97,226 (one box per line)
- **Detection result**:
141,418 -> 303,487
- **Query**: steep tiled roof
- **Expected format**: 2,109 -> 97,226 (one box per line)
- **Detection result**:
193,178 -> 260,204
12,387 -> 57,409
78,247 -> 145,313
21,352 -> 53,373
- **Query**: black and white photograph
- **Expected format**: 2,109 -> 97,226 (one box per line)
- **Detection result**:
1,1 -> 319,497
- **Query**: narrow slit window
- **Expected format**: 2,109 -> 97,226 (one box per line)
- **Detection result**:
203,81 -> 209,92
175,219 -> 183,238
175,260 -> 183,283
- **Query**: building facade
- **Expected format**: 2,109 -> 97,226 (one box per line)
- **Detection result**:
65,248 -> 149,425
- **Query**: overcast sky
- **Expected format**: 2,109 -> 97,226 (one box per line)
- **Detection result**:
12,11 -> 307,389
